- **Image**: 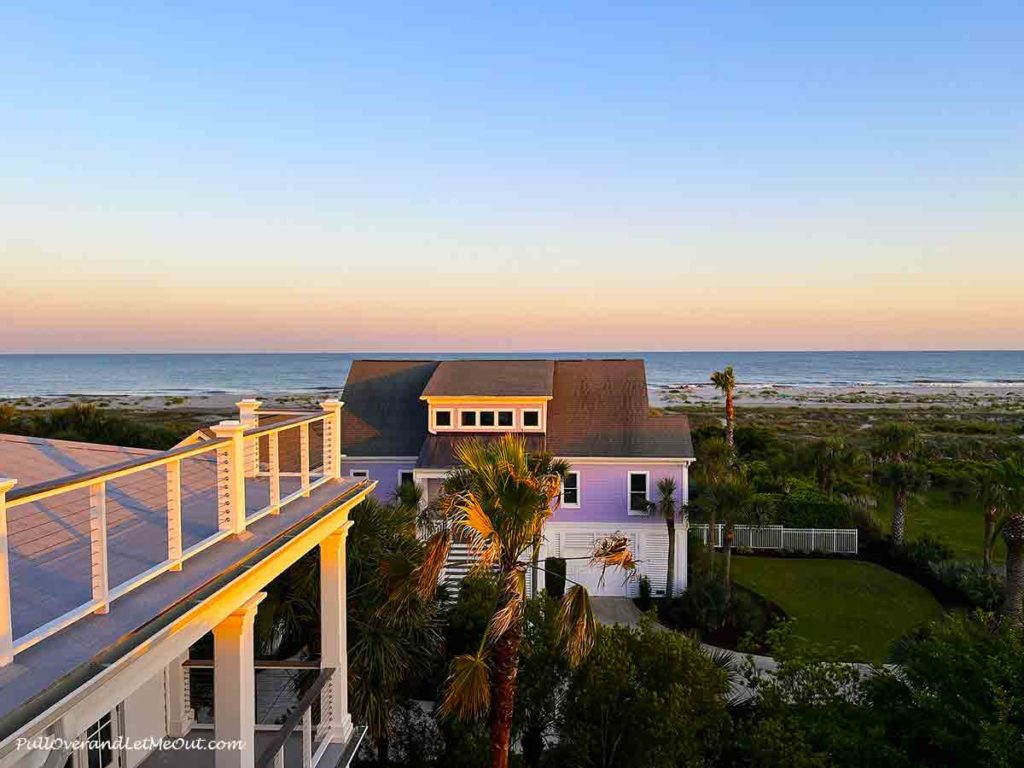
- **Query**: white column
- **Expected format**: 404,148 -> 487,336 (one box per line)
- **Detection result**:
319,399 -> 343,480
681,462 -> 690,507
236,399 -> 262,478
166,651 -> 192,737
89,481 -> 110,614
675,522 -> 688,593
0,479 -> 16,666
213,593 -> 265,768
320,527 -> 353,743
212,420 -> 247,536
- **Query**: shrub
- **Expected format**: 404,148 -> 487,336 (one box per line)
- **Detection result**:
637,575 -> 652,611
543,556 -> 566,599
898,534 -> 955,568
930,560 -> 1003,611
555,621 -> 731,767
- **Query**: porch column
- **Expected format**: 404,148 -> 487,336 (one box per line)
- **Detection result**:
320,526 -> 354,743
681,462 -> 690,506
213,593 -> 265,768
676,521 -> 689,592
166,651 -> 193,737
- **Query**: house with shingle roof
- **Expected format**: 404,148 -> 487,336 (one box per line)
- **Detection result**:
341,358 -> 694,596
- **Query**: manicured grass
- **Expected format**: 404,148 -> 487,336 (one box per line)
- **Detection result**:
876,490 -> 1004,562
731,556 -> 945,663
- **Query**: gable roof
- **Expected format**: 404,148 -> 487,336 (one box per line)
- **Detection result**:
342,358 -> 693,461
421,360 -> 554,398
546,360 -> 693,458
341,360 -> 439,456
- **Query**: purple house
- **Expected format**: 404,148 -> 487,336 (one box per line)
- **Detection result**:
340,359 -> 694,596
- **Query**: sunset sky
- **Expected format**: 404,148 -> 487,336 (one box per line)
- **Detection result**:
2,3 -> 1022,352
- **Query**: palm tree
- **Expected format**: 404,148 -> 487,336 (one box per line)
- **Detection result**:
417,434 -> 634,768
871,423 -> 923,545
975,464 -> 1011,576
656,476 -> 679,599
710,366 -> 737,447
808,437 -> 861,497
990,459 -> 1024,621
700,478 -> 753,595
692,436 -> 736,553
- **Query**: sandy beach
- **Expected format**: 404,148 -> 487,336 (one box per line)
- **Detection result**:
3,383 -> 1024,414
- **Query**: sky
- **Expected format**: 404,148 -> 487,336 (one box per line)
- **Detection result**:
1,2 -> 1022,353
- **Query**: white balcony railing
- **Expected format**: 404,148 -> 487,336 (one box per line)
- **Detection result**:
0,400 -> 345,666
691,523 -> 858,554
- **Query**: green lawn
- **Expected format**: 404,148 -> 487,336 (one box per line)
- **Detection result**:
876,490 -> 1004,562
731,556 -> 945,663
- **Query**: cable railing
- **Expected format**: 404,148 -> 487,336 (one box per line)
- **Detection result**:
0,399 -> 344,666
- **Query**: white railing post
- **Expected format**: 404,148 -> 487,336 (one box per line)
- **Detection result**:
268,431 -> 281,513
320,399 -> 343,480
236,399 -> 262,478
0,479 -> 16,666
300,422 -> 311,497
167,460 -> 183,571
212,420 -> 247,536
89,481 -> 110,614
302,707 -> 313,767
320,527 -> 354,743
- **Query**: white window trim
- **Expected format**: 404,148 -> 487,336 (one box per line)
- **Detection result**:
433,409 -> 453,430
397,469 -> 415,487
561,471 -> 581,509
627,471 -> 650,515
350,469 -> 370,479
522,408 -> 543,430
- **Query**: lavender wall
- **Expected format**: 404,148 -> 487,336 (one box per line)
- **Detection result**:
549,461 -> 688,523
340,459 -> 416,501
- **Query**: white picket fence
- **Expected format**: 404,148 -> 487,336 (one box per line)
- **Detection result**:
691,524 -> 858,554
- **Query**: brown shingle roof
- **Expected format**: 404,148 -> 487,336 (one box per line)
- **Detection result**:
341,358 -> 693,461
546,360 -> 694,458
341,360 -> 439,456
421,360 -> 554,398
417,432 -> 547,469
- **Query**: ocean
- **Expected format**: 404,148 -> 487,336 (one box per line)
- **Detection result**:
0,351 -> 1022,398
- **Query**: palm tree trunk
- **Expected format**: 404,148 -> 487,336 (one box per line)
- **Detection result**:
489,588 -> 524,768
1002,542 -> 1024,621
666,517 -> 676,599
724,525 -> 734,597
983,508 -> 997,576
725,389 -> 735,447
892,488 -> 908,545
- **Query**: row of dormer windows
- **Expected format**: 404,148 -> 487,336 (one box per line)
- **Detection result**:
432,407 -> 542,431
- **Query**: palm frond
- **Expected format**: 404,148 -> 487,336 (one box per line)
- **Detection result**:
559,584 -> 596,667
415,529 -> 451,600
440,652 -> 491,721
591,532 -> 637,572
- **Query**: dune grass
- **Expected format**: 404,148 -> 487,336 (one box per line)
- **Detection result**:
731,556 -> 945,663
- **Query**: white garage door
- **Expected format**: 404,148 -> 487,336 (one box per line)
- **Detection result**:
561,531 -> 640,597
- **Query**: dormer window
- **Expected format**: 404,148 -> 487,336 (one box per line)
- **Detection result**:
434,409 -> 452,428
522,409 -> 541,429
461,411 -> 477,427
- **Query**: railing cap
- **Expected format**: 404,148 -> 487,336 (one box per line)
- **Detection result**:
0,478 -> 17,494
320,398 -> 344,410
211,419 -> 245,437
236,397 -> 263,409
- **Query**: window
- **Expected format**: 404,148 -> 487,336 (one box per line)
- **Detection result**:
399,470 -> 415,487
479,410 -> 496,427
561,471 -> 580,507
85,712 -> 115,768
497,410 -> 514,427
461,411 -> 477,427
628,472 -> 650,514
350,469 -> 369,480
522,409 -> 541,429
434,409 -> 452,428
